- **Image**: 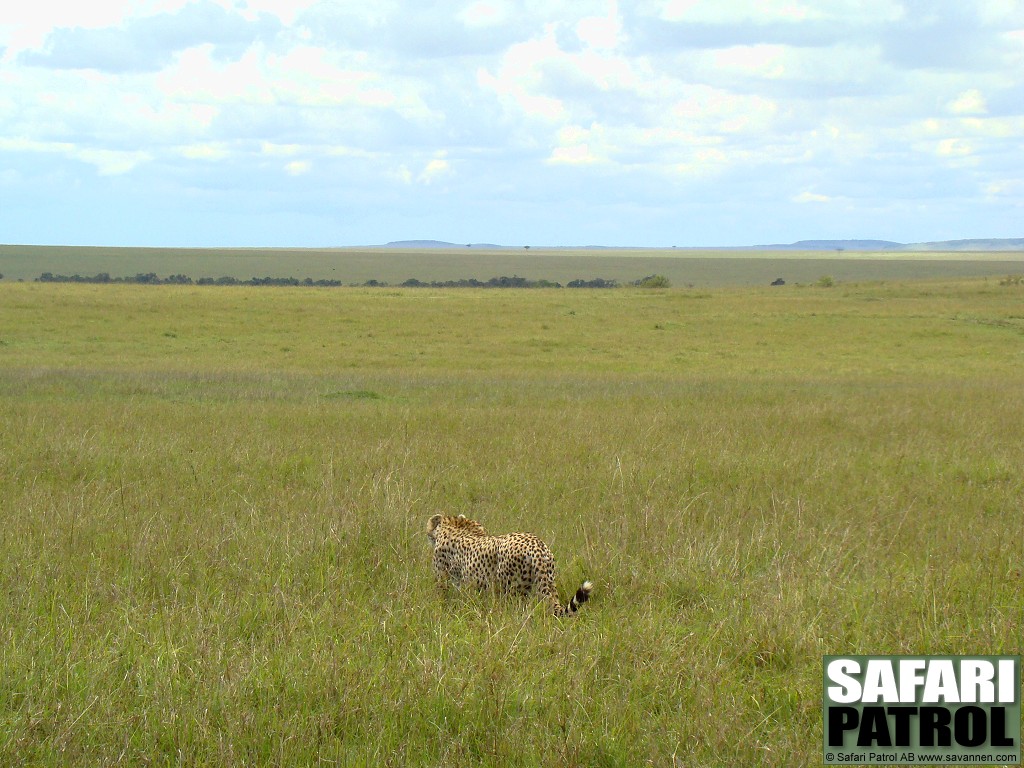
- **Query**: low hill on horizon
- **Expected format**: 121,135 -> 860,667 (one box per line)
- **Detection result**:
756,238 -> 1024,251
907,238 -> 1024,251
383,240 -> 505,249
755,239 -> 903,250
379,238 -> 1024,251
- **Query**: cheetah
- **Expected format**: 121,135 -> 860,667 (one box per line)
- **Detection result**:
426,513 -> 593,616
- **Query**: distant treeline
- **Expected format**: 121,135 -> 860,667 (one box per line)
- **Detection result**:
33,272 -> 656,289
37,272 -> 347,287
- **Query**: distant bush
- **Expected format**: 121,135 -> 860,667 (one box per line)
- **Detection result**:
567,278 -> 618,289
399,275 -> 562,288
32,273 -> 631,290
37,272 -> 340,287
633,274 -> 671,288
816,275 -> 836,288
390,276 -> 618,289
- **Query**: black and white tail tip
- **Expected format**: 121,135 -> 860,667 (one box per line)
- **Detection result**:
566,580 -> 593,615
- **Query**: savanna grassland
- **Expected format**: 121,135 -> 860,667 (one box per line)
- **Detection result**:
2,243 -> 1024,286
1,278 -> 1022,766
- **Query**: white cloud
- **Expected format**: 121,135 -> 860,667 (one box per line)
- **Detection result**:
670,146 -> 730,178
261,142 -> 303,157
178,142 -> 230,160
155,42 -> 439,126
690,41 -> 889,91
235,0 -> 321,25
548,144 -> 598,165
703,44 -> 788,80
284,160 -> 311,175
477,27 -> 570,122
669,86 -> 778,133
658,0 -> 903,24
417,151 -> 451,184
393,164 -> 413,184
793,191 -> 831,203
1,2 -> 1022,246
963,116 -> 1024,138
157,44 -> 274,105
662,0 -> 813,23
547,124 -> 604,165
936,138 -> 974,158
76,147 -> 152,175
575,2 -> 622,50
947,89 -> 987,115
915,114 -> 1024,143
0,0 -> 135,52
457,0 -> 510,28
977,0 -> 1024,25
326,145 -> 378,159
0,137 -> 151,174
11,1 -> 282,74
984,179 -> 1022,199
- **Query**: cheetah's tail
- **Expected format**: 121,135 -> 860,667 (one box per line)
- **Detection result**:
560,580 -> 593,616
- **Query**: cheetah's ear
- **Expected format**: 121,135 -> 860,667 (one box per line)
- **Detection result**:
457,514 -> 466,520
427,514 -> 443,533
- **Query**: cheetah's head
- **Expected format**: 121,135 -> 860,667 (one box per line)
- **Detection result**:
426,513 -> 444,545
426,514 -> 484,545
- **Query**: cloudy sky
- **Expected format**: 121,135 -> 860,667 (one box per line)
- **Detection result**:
1,1 -> 1022,247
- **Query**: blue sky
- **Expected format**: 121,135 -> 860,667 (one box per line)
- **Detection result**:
1,0 -> 1022,247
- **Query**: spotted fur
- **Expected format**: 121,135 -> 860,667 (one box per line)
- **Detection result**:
426,514 -> 592,617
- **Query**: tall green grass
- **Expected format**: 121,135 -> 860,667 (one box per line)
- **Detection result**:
1,280 -> 1021,765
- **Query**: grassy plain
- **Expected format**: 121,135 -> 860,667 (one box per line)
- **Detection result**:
2,243 -> 1024,286
1,279 -> 1022,766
